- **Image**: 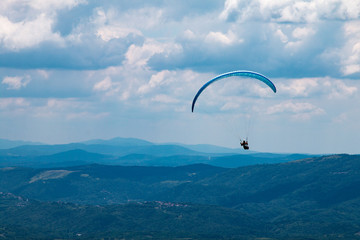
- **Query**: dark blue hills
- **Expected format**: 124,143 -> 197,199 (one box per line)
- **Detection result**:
1,151 -> 360,239
2,154 -> 359,207
0,137 -> 317,168
0,141 -> 201,157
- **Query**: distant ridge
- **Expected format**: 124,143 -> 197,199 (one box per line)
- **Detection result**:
173,143 -> 245,154
0,137 -> 319,168
80,137 -> 153,146
0,139 -> 43,149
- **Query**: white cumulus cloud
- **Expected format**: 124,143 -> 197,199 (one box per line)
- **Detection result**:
28,0 -> 86,12
93,76 -> 121,96
220,0 -> 360,23
327,80 -> 358,99
205,30 -> 241,45
125,39 -> 182,67
0,97 -> 30,109
138,70 -> 171,94
340,21 -> 360,75
267,101 -> 325,120
0,14 -> 63,50
2,75 -> 30,90
278,78 -> 319,97
0,0 -> 86,51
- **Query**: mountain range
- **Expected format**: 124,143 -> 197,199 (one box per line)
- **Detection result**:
1,137 -> 359,239
0,137 -> 316,168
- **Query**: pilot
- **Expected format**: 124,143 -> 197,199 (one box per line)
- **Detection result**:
240,139 -> 249,150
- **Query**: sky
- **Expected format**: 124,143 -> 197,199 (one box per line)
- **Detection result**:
1,0 -> 360,154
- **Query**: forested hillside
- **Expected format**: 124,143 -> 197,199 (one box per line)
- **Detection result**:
1,154 -> 360,239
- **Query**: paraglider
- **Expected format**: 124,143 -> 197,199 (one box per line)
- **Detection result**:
191,70 -> 276,112
191,70 -> 276,150
240,139 -> 249,150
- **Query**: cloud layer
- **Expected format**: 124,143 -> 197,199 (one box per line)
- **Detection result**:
1,0 -> 360,153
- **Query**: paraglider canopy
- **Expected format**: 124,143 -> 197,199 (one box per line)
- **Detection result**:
191,70 -> 276,112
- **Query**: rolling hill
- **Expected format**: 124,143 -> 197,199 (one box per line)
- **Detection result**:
0,192 -> 269,240
1,154 -> 360,239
